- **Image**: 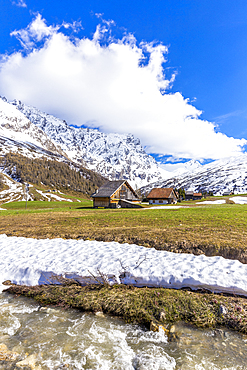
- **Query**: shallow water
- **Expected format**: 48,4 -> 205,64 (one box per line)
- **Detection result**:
0,292 -> 247,369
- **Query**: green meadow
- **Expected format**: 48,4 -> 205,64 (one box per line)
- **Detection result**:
1,198 -> 247,262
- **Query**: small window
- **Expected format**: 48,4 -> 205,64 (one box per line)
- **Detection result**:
159,200 -> 163,203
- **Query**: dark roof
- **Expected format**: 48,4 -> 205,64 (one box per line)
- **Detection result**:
92,180 -> 137,198
147,188 -> 176,199
185,191 -> 194,195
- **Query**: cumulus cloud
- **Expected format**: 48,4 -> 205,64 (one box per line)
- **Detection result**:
0,14 -> 246,160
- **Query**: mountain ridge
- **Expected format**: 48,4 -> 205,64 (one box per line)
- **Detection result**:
10,98 -> 169,187
140,154 -> 247,196
0,98 -> 66,158
2,96 -> 247,195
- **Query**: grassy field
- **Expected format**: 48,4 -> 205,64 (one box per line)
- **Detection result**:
2,196 -> 247,333
1,198 -> 247,262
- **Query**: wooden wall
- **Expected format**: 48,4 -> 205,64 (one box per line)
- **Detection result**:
93,197 -> 110,208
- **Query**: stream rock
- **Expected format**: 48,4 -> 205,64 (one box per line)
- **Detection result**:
219,304 -> 228,316
168,325 -> 180,342
150,320 -> 169,334
95,311 -> 105,317
16,354 -> 41,370
0,343 -> 33,369
0,343 -> 19,361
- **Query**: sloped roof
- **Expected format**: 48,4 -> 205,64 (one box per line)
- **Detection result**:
92,180 -> 138,198
185,191 -> 194,195
193,193 -> 202,197
147,188 -> 176,199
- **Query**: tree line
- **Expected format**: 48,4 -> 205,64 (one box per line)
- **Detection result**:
0,174 -> 4,190
0,153 -> 106,196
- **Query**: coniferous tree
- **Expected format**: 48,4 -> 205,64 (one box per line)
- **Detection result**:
0,153 -> 106,197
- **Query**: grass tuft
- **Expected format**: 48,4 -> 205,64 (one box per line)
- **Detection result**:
6,284 -> 247,334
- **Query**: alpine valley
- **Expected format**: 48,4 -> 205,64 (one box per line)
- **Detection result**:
1,96 -> 247,198
0,97 -> 170,188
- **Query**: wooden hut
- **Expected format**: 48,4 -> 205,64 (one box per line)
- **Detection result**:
185,191 -> 194,200
185,191 -> 203,200
147,188 -> 178,205
192,192 -> 203,200
91,180 -> 141,208
223,191 -> 234,196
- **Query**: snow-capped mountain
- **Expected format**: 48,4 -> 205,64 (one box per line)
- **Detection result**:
0,97 -> 66,161
9,99 -> 169,187
176,159 -> 202,175
159,159 -> 203,176
140,154 -> 247,195
2,97 -> 247,194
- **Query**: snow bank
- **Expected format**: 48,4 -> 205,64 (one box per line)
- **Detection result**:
198,197 -> 247,205
146,206 -> 183,210
0,234 -> 247,296
230,196 -> 247,204
197,200 -> 226,205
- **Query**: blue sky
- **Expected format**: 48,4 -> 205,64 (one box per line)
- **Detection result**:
1,0 -> 247,166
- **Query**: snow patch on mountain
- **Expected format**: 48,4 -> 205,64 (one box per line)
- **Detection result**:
178,159 -> 203,174
159,159 -> 203,175
0,134 -> 69,163
10,99 -> 170,187
140,154 -> 247,195
0,98 -> 65,158
0,173 -> 27,203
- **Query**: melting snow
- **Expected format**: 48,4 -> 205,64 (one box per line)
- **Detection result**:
35,189 -> 73,202
145,206 -> 183,210
198,197 -> 247,205
230,196 -> 247,204
0,234 -> 247,297
197,200 -> 226,205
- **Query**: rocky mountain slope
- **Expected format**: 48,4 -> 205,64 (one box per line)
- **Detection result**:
140,154 -> 247,196
10,99 -> 169,187
0,98 -> 66,160
0,98 -> 106,198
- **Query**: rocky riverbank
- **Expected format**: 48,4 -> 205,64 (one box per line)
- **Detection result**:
0,343 -> 38,370
2,286 -> 247,369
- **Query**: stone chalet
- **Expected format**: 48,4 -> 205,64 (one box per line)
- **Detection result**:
91,180 -> 141,208
147,188 -> 178,205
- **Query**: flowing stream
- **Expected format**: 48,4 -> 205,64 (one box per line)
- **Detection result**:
0,291 -> 247,369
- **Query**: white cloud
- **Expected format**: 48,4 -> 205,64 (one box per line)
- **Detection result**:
10,13 -> 59,50
0,14 -> 246,160
62,20 -> 82,33
214,110 -> 245,124
11,0 -> 27,8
